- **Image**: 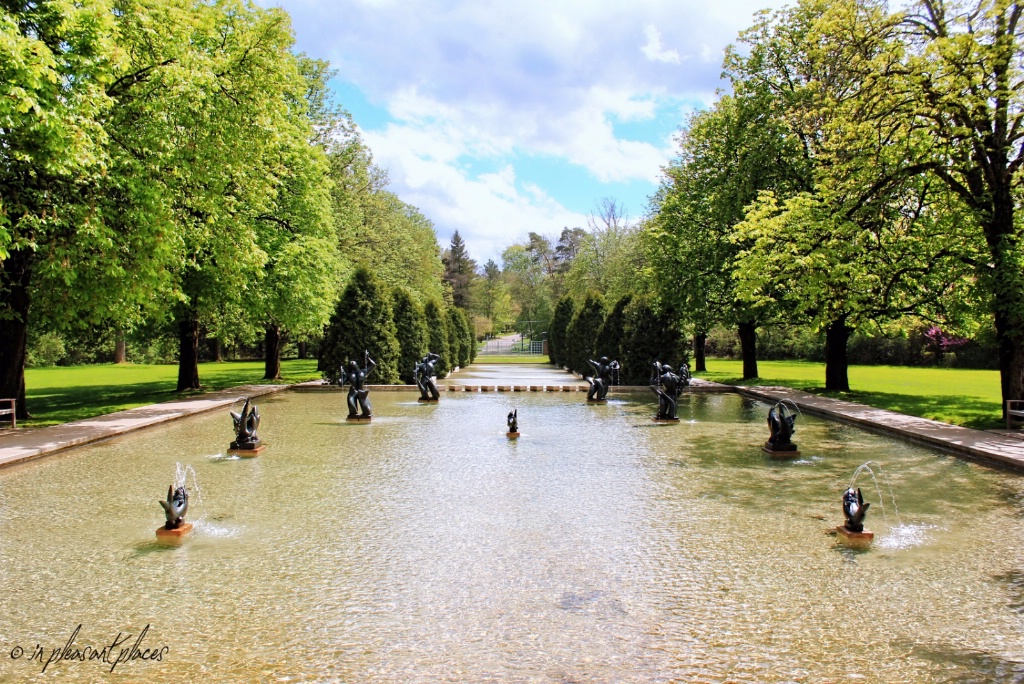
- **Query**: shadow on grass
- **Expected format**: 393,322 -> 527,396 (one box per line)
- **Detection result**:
701,375 -> 1003,430
23,361 -> 321,427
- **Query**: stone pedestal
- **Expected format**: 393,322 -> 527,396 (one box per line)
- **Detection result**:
230,444 -> 266,458
498,386 -> 511,391
346,415 -> 372,423
836,525 -> 874,545
586,399 -> 607,404
763,442 -> 800,458
653,417 -> 680,423
506,431 -> 520,439
156,522 -> 193,542
417,398 -> 440,403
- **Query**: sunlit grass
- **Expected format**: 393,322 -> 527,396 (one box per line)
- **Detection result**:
21,360 -> 321,427
695,358 -> 1003,429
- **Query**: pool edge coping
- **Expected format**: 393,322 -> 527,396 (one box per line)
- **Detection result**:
2,378 -> 1023,473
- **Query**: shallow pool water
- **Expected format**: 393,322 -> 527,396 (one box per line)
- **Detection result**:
1,391 -> 1024,682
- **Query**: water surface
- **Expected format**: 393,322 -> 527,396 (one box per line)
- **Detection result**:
1,392 -> 1023,682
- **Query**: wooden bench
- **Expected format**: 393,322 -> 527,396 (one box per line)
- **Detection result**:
1007,400 -> 1024,429
0,398 -> 14,428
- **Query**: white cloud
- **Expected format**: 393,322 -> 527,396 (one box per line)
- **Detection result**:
261,0 -> 793,260
641,24 -> 683,64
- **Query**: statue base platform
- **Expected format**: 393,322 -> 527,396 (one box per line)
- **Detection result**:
586,399 -> 607,404
653,417 -> 680,423
836,525 -> 873,545
346,415 -> 372,422
230,445 -> 265,458
156,522 -> 193,542
763,443 -> 800,458
506,431 -> 520,439
417,398 -> 440,403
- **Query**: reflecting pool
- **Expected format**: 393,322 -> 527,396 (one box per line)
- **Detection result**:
2,391 -> 1024,682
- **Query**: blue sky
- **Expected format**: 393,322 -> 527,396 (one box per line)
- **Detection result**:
262,0 -> 789,263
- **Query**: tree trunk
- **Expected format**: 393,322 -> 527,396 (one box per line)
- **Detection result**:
176,312 -> 201,391
210,337 -> 223,362
693,331 -> 707,372
113,330 -> 126,364
264,324 -> 282,380
0,252 -> 32,419
824,316 -> 851,392
985,194 -> 1024,418
298,340 -> 307,359
737,321 -> 758,380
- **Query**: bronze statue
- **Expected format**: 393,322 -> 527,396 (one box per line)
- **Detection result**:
586,356 -> 619,401
766,400 -> 798,452
340,351 -> 376,419
229,397 -> 261,450
650,361 -> 682,420
507,409 -> 518,434
842,487 -> 870,532
679,363 -> 691,387
159,485 -> 189,530
415,352 -> 441,401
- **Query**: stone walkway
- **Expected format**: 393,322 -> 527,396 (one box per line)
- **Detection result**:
737,385 -> 1024,471
0,384 -> 289,469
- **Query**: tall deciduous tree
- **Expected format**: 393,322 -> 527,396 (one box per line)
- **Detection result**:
0,0 -> 128,417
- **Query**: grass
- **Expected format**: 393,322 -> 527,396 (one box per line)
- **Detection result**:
695,358 -> 1004,429
21,359 -> 322,427
470,355 -> 550,364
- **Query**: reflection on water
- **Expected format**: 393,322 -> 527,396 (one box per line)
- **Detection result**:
2,392 -> 1024,682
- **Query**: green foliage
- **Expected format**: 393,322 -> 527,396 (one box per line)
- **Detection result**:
392,287 -> 429,384
25,332 -> 67,368
320,267 -> 400,384
448,307 -> 473,368
620,298 -> 685,385
424,299 -> 451,378
548,296 -> 576,367
446,306 -> 467,369
443,230 -> 477,309
596,295 -> 632,364
565,293 -> 605,375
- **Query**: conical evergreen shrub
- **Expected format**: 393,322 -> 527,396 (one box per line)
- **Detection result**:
620,297 -> 686,385
393,287 -> 429,384
320,267 -> 401,384
566,292 -> 605,374
424,299 -> 451,377
549,296 -> 576,367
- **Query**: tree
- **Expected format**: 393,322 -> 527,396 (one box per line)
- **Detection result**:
442,230 -> 477,309
320,267 -> 400,384
565,293 -> 605,375
619,298 -> 686,386
597,294 -> 632,364
0,0 -> 130,418
392,287 -> 429,384
548,296 -> 576,367
447,306 -> 467,369
880,0 -> 1024,410
424,299 -> 451,377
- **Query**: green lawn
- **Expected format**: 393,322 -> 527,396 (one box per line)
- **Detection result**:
695,358 -> 1004,429
21,360 -> 322,427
